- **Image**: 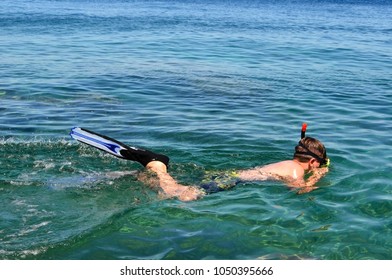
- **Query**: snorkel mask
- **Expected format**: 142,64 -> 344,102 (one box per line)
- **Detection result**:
299,123 -> 330,168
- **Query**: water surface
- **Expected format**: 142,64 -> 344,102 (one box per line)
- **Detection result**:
1,0 -> 391,259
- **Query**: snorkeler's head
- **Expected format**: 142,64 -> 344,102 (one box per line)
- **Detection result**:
293,137 -> 328,166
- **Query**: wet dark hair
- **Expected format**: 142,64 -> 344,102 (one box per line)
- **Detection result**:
293,137 -> 327,164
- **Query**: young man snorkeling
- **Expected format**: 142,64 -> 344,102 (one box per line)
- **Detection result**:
70,123 -> 330,201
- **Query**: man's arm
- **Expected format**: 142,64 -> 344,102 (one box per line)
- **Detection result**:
295,167 -> 329,194
237,168 -> 270,181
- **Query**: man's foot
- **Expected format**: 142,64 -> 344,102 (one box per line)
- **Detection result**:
146,160 -> 167,173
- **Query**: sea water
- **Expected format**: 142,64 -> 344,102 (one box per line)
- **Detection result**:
0,0 -> 391,260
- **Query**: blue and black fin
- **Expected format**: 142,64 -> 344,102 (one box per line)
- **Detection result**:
70,127 -> 169,167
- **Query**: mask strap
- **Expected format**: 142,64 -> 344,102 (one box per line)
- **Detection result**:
297,141 -> 326,165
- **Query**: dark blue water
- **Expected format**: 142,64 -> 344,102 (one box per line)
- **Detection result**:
1,0 -> 391,259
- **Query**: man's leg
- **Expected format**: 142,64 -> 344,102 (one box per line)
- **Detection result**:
146,161 -> 204,201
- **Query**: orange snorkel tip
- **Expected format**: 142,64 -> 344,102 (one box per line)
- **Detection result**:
301,123 -> 307,139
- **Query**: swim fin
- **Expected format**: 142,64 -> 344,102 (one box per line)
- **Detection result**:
70,127 -> 169,167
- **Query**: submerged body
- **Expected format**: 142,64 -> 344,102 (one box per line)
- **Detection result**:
146,134 -> 330,201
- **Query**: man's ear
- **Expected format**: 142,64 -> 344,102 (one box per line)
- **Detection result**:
309,158 -> 318,167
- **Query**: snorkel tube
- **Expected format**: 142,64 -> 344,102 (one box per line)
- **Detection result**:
301,123 -> 307,139
299,123 -> 330,168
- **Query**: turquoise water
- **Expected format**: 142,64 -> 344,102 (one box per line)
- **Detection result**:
1,0 -> 391,260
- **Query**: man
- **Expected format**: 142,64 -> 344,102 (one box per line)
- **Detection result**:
70,125 -> 330,201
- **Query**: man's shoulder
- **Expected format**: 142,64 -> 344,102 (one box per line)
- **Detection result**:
264,160 -> 305,178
